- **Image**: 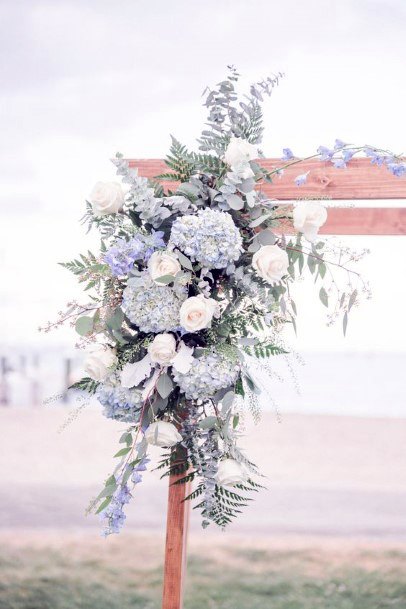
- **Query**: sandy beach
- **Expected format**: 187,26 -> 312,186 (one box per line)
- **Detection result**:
1,406 -> 405,540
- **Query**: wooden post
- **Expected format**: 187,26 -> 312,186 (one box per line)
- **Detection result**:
129,156 -> 406,609
162,448 -> 191,609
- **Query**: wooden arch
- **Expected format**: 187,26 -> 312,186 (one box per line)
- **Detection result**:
129,157 -> 406,609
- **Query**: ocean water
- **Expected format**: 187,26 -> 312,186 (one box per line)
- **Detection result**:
260,351 -> 406,419
1,348 -> 405,419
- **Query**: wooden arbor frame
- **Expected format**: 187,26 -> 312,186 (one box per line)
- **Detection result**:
130,157 -> 406,609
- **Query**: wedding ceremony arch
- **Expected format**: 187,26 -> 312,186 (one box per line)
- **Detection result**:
133,156 -> 406,609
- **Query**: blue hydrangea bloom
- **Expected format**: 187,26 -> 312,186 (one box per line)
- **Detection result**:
173,350 -> 238,401
122,274 -> 187,333
96,375 -> 143,422
169,209 -> 243,270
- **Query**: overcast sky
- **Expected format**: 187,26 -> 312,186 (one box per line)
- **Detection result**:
1,0 -> 405,352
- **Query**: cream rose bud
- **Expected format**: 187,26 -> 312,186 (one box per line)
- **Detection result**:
224,137 -> 258,168
148,333 -> 177,366
252,244 -> 289,285
84,346 -> 116,381
89,181 -> 124,216
148,251 -> 181,284
217,459 -> 247,487
179,295 -> 219,332
293,202 -> 328,241
144,421 -> 182,448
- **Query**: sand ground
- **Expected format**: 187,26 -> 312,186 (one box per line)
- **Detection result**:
1,406 -> 405,540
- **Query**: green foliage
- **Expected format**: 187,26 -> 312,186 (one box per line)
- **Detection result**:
69,377 -> 100,394
59,249 -> 109,292
242,342 -> 288,358
157,136 -> 228,182
195,479 -> 261,528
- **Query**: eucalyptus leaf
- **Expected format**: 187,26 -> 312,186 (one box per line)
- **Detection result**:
343,311 -> 348,336
226,194 -> 244,210
96,496 -> 113,514
257,230 -> 276,246
249,213 -> 273,228
75,316 -> 93,336
221,391 -> 235,410
106,308 -> 124,331
199,416 -> 219,430
154,274 -> 176,284
175,250 -> 193,271
156,373 -> 174,399
319,287 -> 329,308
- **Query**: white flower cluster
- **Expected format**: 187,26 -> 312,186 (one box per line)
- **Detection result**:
169,209 -> 243,270
122,274 -> 187,333
173,350 -> 239,401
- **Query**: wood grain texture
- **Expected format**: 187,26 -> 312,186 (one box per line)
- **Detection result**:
162,450 -> 191,609
128,157 -> 406,200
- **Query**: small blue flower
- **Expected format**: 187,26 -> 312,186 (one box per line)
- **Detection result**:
282,148 -> 294,160
387,162 -> 406,177
343,149 -> 356,163
332,158 -> 346,169
295,172 -> 309,186
334,139 -> 347,150
317,146 -> 334,161
365,148 -> 386,166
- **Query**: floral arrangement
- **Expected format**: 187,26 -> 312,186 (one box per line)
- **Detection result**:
52,67 -> 405,536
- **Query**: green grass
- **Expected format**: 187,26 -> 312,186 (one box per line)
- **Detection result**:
0,541 -> 405,609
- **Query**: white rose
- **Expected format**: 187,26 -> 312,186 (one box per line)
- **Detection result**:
148,333 -> 177,366
252,245 -> 289,285
293,202 -> 328,242
224,137 -> 258,168
84,346 -> 116,381
179,295 -> 219,332
148,251 -> 181,284
89,181 -> 124,216
144,421 -> 182,447
217,459 -> 247,487
232,161 -> 255,180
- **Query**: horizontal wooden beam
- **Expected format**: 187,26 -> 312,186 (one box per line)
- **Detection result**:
320,207 -> 406,235
129,158 -> 406,200
128,159 -> 406,235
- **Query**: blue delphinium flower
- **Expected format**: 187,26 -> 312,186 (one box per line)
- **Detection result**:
142,230 -> 166,261
387,162 -> 406,177
104,236 -> 145,277
343,149 -> 356,163
317,145 -> 334,161
364,148 -> 386,166
104,231 -> 166,277
100,483 -> 132,536
282,148 -> 294,161
334,139 -> 347,150
333,158 -> 347,169
295,172 -> 309,186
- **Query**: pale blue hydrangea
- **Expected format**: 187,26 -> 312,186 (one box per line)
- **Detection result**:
96,374 -> 143,422
122,274 -> 187,333
173,351 -> 239,401
169,209 -> 243,270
